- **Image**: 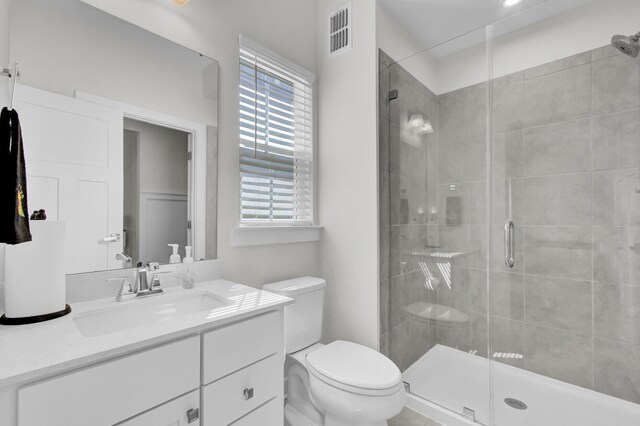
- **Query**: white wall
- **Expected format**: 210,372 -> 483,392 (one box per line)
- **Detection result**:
80,0 -> 321,287
376,2 -> 439,93
437,0 -> 640,93
124,119 -> 189,196
317,0 -> 379,350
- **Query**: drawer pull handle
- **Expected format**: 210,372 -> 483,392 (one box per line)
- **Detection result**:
186,408 -> 199,424
244,387 -> 254,400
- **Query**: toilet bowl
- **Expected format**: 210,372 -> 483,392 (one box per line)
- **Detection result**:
263,277 -> 406,426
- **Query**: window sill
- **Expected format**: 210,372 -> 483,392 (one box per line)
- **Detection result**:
230,225 -> 323,247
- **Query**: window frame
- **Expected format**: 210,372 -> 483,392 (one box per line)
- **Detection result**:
237,35 -> 315,228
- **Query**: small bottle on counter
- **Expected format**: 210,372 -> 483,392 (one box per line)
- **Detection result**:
182,246 -> 195,289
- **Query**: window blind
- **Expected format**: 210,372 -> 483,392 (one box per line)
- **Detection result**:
239,36 -> 315,225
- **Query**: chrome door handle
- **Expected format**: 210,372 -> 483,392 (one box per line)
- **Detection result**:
504,220 -> 515,268
102,233 -> 121,243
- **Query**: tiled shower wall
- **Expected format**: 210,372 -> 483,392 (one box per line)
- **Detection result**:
379,45 -> 640,404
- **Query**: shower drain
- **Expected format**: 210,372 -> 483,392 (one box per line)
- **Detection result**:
504,398 -> 528,410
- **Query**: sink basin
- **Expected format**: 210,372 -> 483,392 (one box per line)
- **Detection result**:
73,291 -> 232,337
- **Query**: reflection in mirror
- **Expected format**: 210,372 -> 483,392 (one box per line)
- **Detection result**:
3,0 -> 219,274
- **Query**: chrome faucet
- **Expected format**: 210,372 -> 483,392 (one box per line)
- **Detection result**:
109,262 -> 169,302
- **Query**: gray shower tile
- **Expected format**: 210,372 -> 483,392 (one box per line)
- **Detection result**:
592,170 -> 617,227
380,224 -> 390,278
468,225 -> 488,269
390,120 -> 429,180
380,63 -> 390,119
380,278 -> 390,335
390,271 -> 415,328
524,324 -> 593,389
492,131 -> 524,178
524,275 -> 592,334
390,225 -> 412,277
611,168 -> 640,227
427,138 -> 438,184
379,115 -> 390,172
468,137 -> 488,182
592,226 -> 640,286
469,82 -> 488,139
523,63 -> 591,127
592,53 -> 640,115
492,72 -> 523,133
471,271 -> 524,321
471,313 -> 525,368
437,265 -> 471,312
379,49 -> 394,70
409,317 -> 438,364
524,51 -> 591,80
438,139 -> 469,183
390,321 -> 413,372
380,169 -> 390,223
591,44 -> 623,62
438,88 -> 470,145
468,181 -> 487,225
524,173 -> 591,226
390,174 -> 410,225
594,282 -> 640,345
524,226 -> 592,280
592,109 -> 640,170
523,119 -> 591,176
437,320 -> 471,353
492,178 -> 525,225
594,338 -> 640,404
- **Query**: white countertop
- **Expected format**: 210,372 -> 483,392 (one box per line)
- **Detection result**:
0,280 -> 292,388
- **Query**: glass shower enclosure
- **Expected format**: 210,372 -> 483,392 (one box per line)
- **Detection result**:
379,0 -> 640,424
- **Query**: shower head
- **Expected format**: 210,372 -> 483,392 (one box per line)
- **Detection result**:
611,32 -> 640,57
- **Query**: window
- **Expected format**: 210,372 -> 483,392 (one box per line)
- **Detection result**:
239,36 -> 314,225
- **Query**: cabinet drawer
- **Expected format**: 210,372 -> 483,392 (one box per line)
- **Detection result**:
19,336 -> 200,426
203,353 -> 282,426
230,398 -> 282,426
119,390 -> 200,426
202,310 -> 282,384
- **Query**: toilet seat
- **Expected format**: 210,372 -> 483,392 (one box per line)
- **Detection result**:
305,340 -> 403,396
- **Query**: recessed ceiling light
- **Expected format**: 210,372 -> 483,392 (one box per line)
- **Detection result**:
173,0 -> 190,6
503,0 -> 523,7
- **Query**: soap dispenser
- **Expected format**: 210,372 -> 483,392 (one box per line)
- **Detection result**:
182,246 -> 194,289
168,244 -> 181,264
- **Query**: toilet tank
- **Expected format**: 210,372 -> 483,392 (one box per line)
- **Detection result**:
263,277 -> 326,354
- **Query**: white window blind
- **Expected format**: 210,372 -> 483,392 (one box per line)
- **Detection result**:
239,36 -> 315,225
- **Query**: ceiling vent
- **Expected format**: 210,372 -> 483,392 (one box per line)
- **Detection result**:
329,3 -> 352,56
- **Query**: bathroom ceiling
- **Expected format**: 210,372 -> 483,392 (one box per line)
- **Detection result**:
380,0 -> 598,56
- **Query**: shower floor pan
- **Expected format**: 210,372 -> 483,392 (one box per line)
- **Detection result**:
403,345 -> 640,426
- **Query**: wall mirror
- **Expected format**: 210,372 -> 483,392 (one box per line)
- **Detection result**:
1,0 -> 219,275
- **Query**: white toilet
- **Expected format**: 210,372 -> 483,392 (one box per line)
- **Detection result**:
263,277 -> 406,426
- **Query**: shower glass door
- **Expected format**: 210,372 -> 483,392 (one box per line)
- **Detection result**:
488,0 -> 640,424
379,24 -> 493,424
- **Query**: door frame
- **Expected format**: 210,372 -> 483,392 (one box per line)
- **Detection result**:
75,91 -> 208,261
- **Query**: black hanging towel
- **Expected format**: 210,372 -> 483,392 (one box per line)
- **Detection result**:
0,107 -> 32,244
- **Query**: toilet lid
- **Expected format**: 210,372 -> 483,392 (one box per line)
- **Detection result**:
305,340 -> 402,393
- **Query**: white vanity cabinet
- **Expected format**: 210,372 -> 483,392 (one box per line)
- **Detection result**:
201,311 -> 284,425
6,309 -> 285,426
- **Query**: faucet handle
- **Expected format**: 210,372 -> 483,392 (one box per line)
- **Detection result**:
150,271 -> 171,290
108,277 -> 135,302
148,262 -> 160,271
